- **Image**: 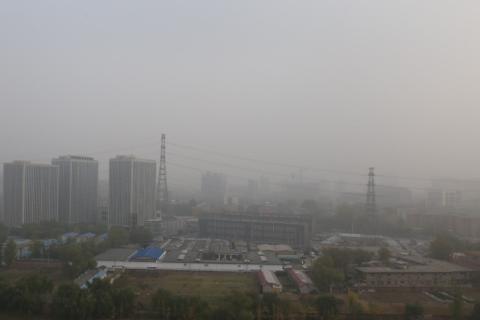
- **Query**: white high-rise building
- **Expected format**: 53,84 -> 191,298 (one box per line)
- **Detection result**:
3,161 -> 59,226
109,155 -> 156,226
52,155 -> 99,224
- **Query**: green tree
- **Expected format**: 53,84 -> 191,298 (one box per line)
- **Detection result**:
31,240 -> 44,258
470,302 -> 480,320
151,288 -> 210,320
322,247 -> 373,274
56,242 -> 96,278
0,223 -> 8,244
4,239 -> 17,267
378,247 -> 391,264
181,296 -> 211,320
211,291 -> 255,320
129,227 -> 153,247
261,293 -> 281,320
0,280 -> 13,312
311,256 -> 345,292
347,291 -> 364,320
108,226 -> 130,247
19,221 -> 68,239
405,303 -> 424,320
112,287 -> 136,318
429,234 -> 465,261
51,283 -> 93,320
430,236 -> 453,260
451,292 -> 464,320
151,288 -> 176,319
315,295 -> 341,320
14,274 -> 53,315
88,278 -> 115,319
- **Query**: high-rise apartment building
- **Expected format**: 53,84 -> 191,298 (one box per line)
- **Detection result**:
109,155 -> 156,226
52,155 -> 98,224
3,161 -> 59,226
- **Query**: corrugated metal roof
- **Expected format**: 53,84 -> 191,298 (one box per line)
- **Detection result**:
258,270 -> 281,286
288,268 -> 314,285
131,247 -> 165,260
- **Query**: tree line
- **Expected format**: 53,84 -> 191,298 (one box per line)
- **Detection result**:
0,274 -> 134,319
2,224 -> 154,278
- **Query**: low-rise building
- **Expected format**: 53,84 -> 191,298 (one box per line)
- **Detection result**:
12,239 -> 33,259
356,259 -> 473,288
287,268 -> 316,294
130,246 -> 166,262
145,216 -> 186,237
199,212 -> 312,248
258,269 -> 282,293
75,267 -> 108,289
61,232 -> 79,243
257,244 -> 295,256
77,232 -> 96,243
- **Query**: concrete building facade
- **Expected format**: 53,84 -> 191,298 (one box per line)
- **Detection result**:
52,155 -> 98,224
199,213 -> 312,248
3,161 -> 59,226
109,156 -> 156,226
144,216 -> 186,237
356,260 -> 473,288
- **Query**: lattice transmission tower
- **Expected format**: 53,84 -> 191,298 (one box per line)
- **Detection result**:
157,134 -> 169,215
366,167 -> 376,216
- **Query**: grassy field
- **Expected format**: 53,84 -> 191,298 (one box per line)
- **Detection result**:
358,290 -> 476,316
0,263 -> 67,285
114,270 -> 259,305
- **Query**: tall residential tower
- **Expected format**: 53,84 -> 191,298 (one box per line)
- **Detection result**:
52,155 -> 98,224
109,155 -> 156,226
3,161 -> 59,226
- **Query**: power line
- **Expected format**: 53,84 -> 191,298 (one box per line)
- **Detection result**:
168,140 -> 367,177
4,135 -> 480,188
168,140 -> 480,185
167,151 -> 292,178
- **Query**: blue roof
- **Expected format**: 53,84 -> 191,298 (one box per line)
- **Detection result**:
78,232 -> 96,238
62,232 -> 79,238
42,239 -> 58,247
131,247 -> 165,260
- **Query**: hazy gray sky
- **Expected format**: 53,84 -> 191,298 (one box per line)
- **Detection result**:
1,1 -> 480,187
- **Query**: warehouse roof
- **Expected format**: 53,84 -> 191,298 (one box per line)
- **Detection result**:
131,247 -> 165,261
258,270 -> 282,287
357,260 -> 473,274
287,268 -> 314,286
257,244 -> 294,253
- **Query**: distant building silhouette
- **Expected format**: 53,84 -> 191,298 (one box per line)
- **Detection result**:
3,161 -> 59,226
52,155 -> 98,224
109,155 -> 156,226
201,171 -> 227,206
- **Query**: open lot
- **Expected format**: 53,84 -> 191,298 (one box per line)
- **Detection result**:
114,270 -> 259,304
358,290 -> 477,316
0,261 -> 67,285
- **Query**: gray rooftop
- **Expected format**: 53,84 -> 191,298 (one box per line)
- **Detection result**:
357,260 -> 473,274
95,248 -> 137,262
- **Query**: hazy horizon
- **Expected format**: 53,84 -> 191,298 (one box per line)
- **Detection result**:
2,1 -> 480,191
